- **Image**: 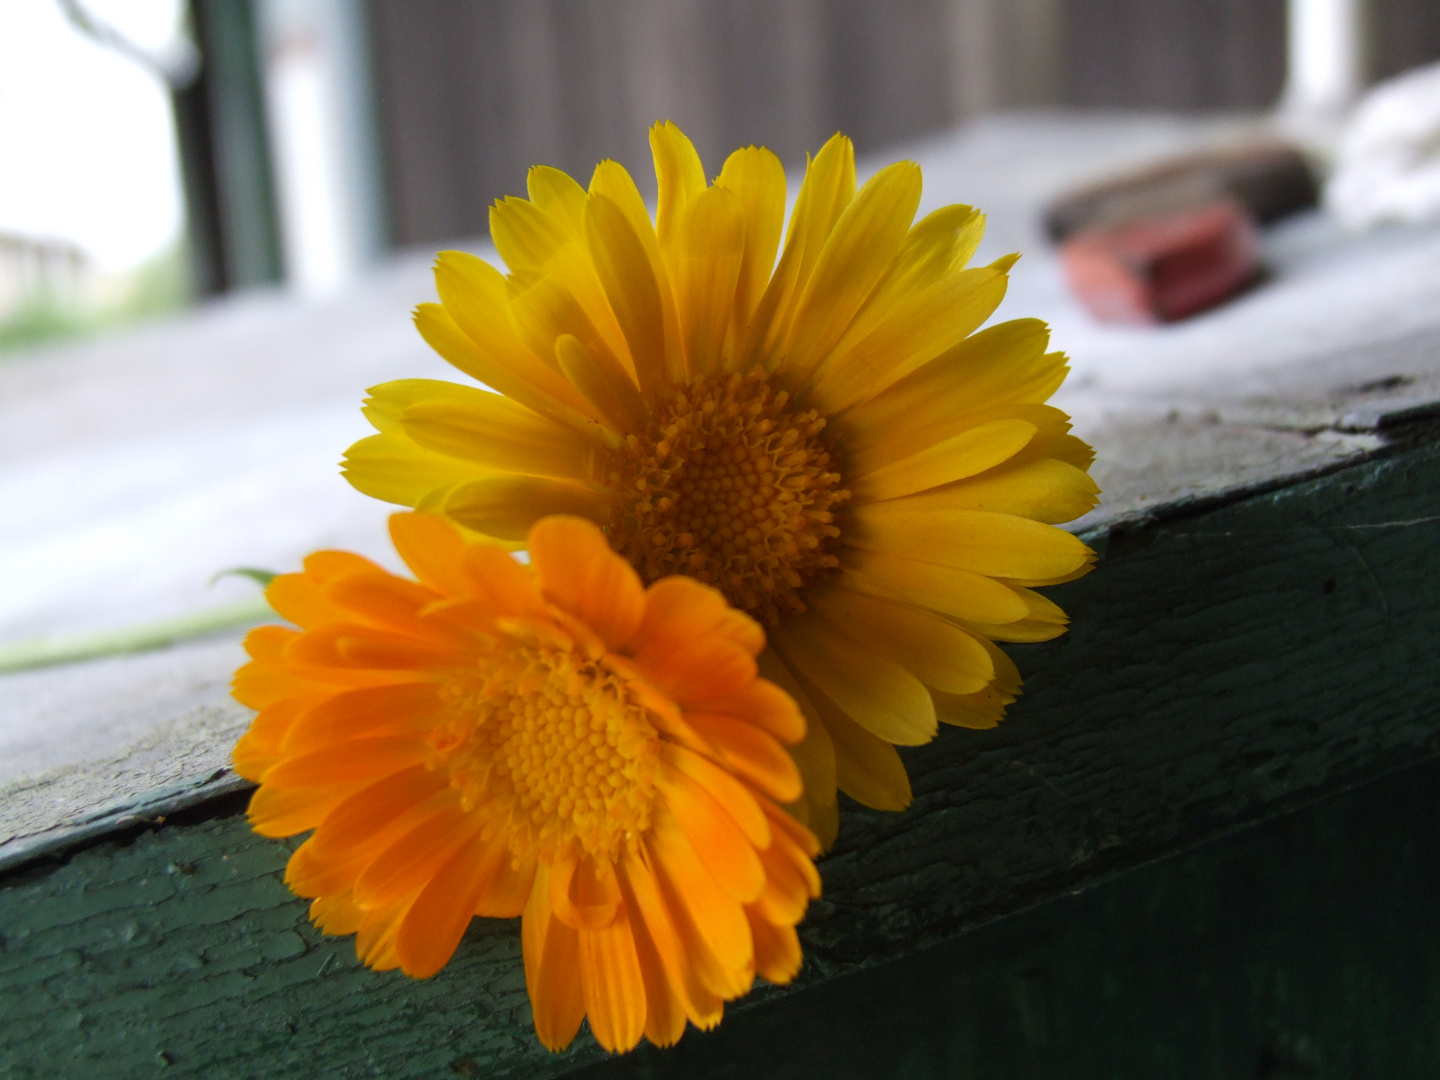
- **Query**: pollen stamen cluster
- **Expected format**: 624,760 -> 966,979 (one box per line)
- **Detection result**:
607,368 -> 849,626
434,646 -> 660,862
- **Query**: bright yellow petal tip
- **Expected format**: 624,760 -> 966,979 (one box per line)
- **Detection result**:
339,122 -> 1098,844
231,512 -> 819,1053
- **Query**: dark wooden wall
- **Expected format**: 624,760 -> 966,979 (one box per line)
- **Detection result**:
365,0 -> 1440,250
1061,0 -> 1287,110
1370,0 -> 1440,82
368,0 -> 980,247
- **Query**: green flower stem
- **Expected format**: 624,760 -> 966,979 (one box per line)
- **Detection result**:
0,596 -> 276,675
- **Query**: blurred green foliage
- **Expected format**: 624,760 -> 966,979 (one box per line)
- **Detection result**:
0,243 -> 190,357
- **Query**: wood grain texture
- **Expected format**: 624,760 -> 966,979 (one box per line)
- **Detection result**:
4,439 -> 1438,1078
579,758 -> 1440,1079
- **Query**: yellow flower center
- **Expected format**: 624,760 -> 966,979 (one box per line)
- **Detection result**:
608,368 -> 850,626
434,645 -> 660,862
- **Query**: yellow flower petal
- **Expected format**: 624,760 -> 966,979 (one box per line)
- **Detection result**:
590,161 -> 685,384
771,613 -> 936,746
441,476 -> 612,541
650,120 -> 706,255
400,392 -> 599,481
713,145 -> 786,335
847,504 -> 1094,582
744,132 -> 856,368
413,296 -> 614,445
781,160 -> 923,385
555,333 -> 649,434
838,549 -> 1031,625
890,457 -> 1100,525
956,584 -> 1072,643
527,164 -> 588,230
342,430 -> 489,509
492,186 -> 634,369
674,186 -> 746,377
932,684 -> 1009,729
490,194 -> 571,281
361,377 -> 497,433
849,417 -> 1038,502
586,192 -> 673,397
797,675 -> 912,811
841,317 -> 1064,455
848,401 -> 1075,479
808,586 -> 995,695
806,258 -> 1011,415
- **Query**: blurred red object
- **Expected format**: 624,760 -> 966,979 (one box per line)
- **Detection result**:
1059,199 -> 1261,323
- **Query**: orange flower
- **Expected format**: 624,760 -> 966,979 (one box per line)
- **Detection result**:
231,512 -> 820,1052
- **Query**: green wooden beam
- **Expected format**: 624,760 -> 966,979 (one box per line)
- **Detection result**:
4,440 -> 1440,1078
579,757 -> 1440,1079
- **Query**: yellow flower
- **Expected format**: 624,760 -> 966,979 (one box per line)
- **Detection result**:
344,123 -> 1098,844
232,512 -> 820,1053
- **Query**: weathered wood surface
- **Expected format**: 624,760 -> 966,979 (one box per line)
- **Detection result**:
5,113 -> 1440,1076
580,758 -> 1440,1079
4,439 -> 1439,1078
7,113 -> 1440,866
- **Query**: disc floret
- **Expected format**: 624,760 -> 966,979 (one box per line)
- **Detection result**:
608,368 -> 850,626
434,645 -> 660,863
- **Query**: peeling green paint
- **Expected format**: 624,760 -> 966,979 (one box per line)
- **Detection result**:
4,442 -> 1440,1078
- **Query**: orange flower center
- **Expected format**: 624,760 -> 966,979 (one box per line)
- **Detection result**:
434,645 -> 660,862
608,368 -> 850,626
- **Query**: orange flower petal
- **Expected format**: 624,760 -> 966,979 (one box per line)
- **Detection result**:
648,808 -> 753,981
353,797 -> 481,908
232,694 -> 322,780
656,759 -> 765,903
529,516 -> 645,649
279,682 -> 442,757
688,676 -> 806,746
356,895 -> 415,971
461,543 -> 546,617
247,780 -> 365,838
388,511 -> 473,595
639,634 -> 758,704
628,897 -> 690,1048
310,890 -> 365,936
749,838 -> 813,927
260,735 -> 429,789
308,765 -> 449,856
395,830 -> 507,978
684,710 -> 803,804
661,743 -> 769,847
746,908 -> 802,985
473,849 -> 538,919
579,912 -> 648,1052
323,572 -> 466,646
617,850 -> 724,1030
288,624 -> 468,672
523,866 -> 588,1051
633,576 -> 765,657
549,848 -> 623,931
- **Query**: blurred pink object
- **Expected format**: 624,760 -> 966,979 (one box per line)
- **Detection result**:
1059,200 -> 1261,324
